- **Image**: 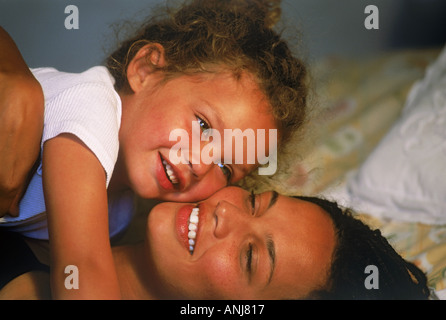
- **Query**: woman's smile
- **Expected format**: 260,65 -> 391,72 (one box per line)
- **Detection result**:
146,186 -> 336,299
175,204 -> 203,255
187,207 -> 200,254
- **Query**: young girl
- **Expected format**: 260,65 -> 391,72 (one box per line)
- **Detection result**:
0,0 -> 308,299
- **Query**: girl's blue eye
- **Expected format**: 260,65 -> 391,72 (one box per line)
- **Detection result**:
196,116 -> 210,131
196,116 -> 231,182
196,116 -> 212,140
217,162 -> 232,182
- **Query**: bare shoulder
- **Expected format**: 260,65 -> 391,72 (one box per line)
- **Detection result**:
0,271 -> 51,300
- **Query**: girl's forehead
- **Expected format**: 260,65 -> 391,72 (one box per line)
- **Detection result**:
172,71 -> 272,119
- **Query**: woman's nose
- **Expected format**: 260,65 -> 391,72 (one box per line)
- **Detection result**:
213,200 -> 248,239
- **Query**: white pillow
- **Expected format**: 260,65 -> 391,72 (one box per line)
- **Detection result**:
346,45 -> 446,224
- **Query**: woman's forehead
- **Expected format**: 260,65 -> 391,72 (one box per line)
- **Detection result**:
260,195 -> 336,299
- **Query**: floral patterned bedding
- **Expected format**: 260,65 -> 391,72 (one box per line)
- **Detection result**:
240,46 -> 446,293
358,214 -> 446,292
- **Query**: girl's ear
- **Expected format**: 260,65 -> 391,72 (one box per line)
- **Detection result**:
126,43 -> 166,93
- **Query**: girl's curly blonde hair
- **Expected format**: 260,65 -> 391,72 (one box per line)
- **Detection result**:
106,0 -> 308,144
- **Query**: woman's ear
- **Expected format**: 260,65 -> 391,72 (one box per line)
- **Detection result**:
126,43 -> 166,93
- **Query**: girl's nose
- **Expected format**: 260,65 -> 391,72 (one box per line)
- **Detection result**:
188,139 -> 222,180
189,153 -> 214,178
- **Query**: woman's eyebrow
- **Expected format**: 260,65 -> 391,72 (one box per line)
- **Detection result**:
264,191 -> 278,285
266,234 -> 275,285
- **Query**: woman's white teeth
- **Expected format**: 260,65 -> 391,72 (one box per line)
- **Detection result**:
188,207 -> 199,254
189,214 -> 199,224
162,160 -> 179,184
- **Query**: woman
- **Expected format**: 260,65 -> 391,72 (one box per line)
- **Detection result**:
0,0 -> 308,299
0,186 -> 429,299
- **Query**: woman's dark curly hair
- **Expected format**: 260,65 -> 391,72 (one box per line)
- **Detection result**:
106,0 -> 307,144
295,196 -> 430,300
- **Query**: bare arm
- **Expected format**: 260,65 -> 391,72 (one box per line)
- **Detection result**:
42,134 -> 121,299
0,27 -> 44,217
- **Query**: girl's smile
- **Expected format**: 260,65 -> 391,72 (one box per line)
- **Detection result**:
157,152 -> 182,191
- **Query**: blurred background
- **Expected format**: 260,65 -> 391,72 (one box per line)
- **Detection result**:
1,0 -> 446,72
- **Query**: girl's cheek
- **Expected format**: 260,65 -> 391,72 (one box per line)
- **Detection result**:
197,180 -> 226,198
180,177 -> 225,202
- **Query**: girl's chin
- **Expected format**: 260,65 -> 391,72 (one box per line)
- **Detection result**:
150,201 -> 173,214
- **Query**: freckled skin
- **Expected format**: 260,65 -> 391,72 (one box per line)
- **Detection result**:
145,186 -> 336,299
114,70 -> 276,203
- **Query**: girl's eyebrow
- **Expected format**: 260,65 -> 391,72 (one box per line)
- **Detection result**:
200,99 -> 223,128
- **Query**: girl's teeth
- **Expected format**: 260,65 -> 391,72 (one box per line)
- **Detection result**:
162,160 -> 179,184
188,207 -> 199,255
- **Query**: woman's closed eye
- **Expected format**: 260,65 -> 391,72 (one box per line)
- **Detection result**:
245,242 -> 258,282
248,190 -> 258,216
246,243 -> 253,274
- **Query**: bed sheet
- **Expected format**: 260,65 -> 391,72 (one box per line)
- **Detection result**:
239,46 -> 446,293
240,47 -> 441,196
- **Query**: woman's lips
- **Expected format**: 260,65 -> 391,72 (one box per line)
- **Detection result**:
176,204 -> 196,253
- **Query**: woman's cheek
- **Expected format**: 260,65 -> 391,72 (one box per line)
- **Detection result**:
146,204 -> 176,254
198,244 -> 243,299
